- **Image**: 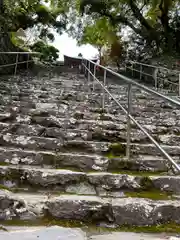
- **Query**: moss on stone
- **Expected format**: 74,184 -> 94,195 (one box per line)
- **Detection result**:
125,190 -> 174,200
0,184 -> 11,191
105,143 -> 126,157
140,177 -> 155,190
1,169 -> 22,182
73,112 -> 84,120
0,225 -> 8,231
2,219 -> 180,233
108,159 -> 135,171
107,169 -> 164,176
93,108 -> 107,114
43,153 -> 56,166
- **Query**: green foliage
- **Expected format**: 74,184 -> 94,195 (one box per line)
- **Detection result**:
79,0 -> 180,55
78,18 -> 111,51
31,41 -> 59,62
2,0 -> 67,41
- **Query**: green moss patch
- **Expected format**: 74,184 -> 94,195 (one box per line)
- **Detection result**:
105,143 -> 126,157
140,176 -> 155,190
107,169 -> 165,177
0,226 -> 8,232
92,108 -> 107,114
125,190 -> 174,200
0,184 -> 11,191
2,219 -> 180,234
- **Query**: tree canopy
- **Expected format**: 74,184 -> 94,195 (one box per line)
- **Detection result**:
2,0 -> 67,42
1,0 -> 180,64
79,0 -> 180,56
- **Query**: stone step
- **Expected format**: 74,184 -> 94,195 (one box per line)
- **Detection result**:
0,226 -> 174,240
0,100 -> 178,128
29,116 -> 180,132
0,78 -> 178,108
0,108 -> 177,133
0,100 -> 176,120
1,94 -> 169,111
0,86 -> 176,104
0,134 -> 180,157
0,86 -> 177,112
0,165 -> 180,194
1,122 -> 180,146
0,122 -> 163,142
1,189 -> 180,226
0,147 -> 175,172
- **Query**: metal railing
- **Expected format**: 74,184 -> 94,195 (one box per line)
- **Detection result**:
82,58 -> 180,173
0,52 -> 41,75
125,61 -> 180,95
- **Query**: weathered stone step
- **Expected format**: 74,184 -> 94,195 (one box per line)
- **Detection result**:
1,189 -> 180,226
30,117 -> 180,133
0,87 -> 174,105
1,134 -> 180,157
0,226 -> 173,240
0,88 -> 176,106
0,100 -> 176,120
0,147 -> 175,172
0,103 -> 178,130
0,110 -> 176,134
0,78 -> 177,107
1,122 -> 180,146
0,122 -> 160,143
64,140 -> 180,156
1,165 -> 180,194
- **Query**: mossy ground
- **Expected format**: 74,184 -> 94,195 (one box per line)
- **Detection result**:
1,219 -> 180,234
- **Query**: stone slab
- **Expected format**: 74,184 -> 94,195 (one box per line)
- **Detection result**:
0,226 -> 86,240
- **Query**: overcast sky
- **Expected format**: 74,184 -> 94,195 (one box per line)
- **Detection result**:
52,32 -> 98,61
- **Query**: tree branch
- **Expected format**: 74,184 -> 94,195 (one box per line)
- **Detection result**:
102,11 -> 144,37
128,0 -> 153,31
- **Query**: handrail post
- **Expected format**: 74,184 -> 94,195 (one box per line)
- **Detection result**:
126,83 -> 132,161
140,64 -> 142,80
93,64 -> 96,91
132,62 -> 134,77
88,61 -> 90,83
26,53 -> 29,69
102,69 -> 107,109
178,73 -> 180,96
14,53 -> 19,76
85,60 -> 87,77
154,68 -> 158,89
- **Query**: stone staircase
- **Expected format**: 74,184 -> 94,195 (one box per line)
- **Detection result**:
1,66 -> 180,229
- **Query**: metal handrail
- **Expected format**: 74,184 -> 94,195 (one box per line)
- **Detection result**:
127,61 -> 180,95
0,60 -> 34,69
130,60 -> 180,74
0,52 -> 41,75
82,58 -> 180,173
0,52 -> 40,54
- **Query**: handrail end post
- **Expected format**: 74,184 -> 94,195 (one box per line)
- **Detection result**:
14,53 -> 19,76
93,64 -> 96,92
27,54 -> 29,69
102,69 -> 107,109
